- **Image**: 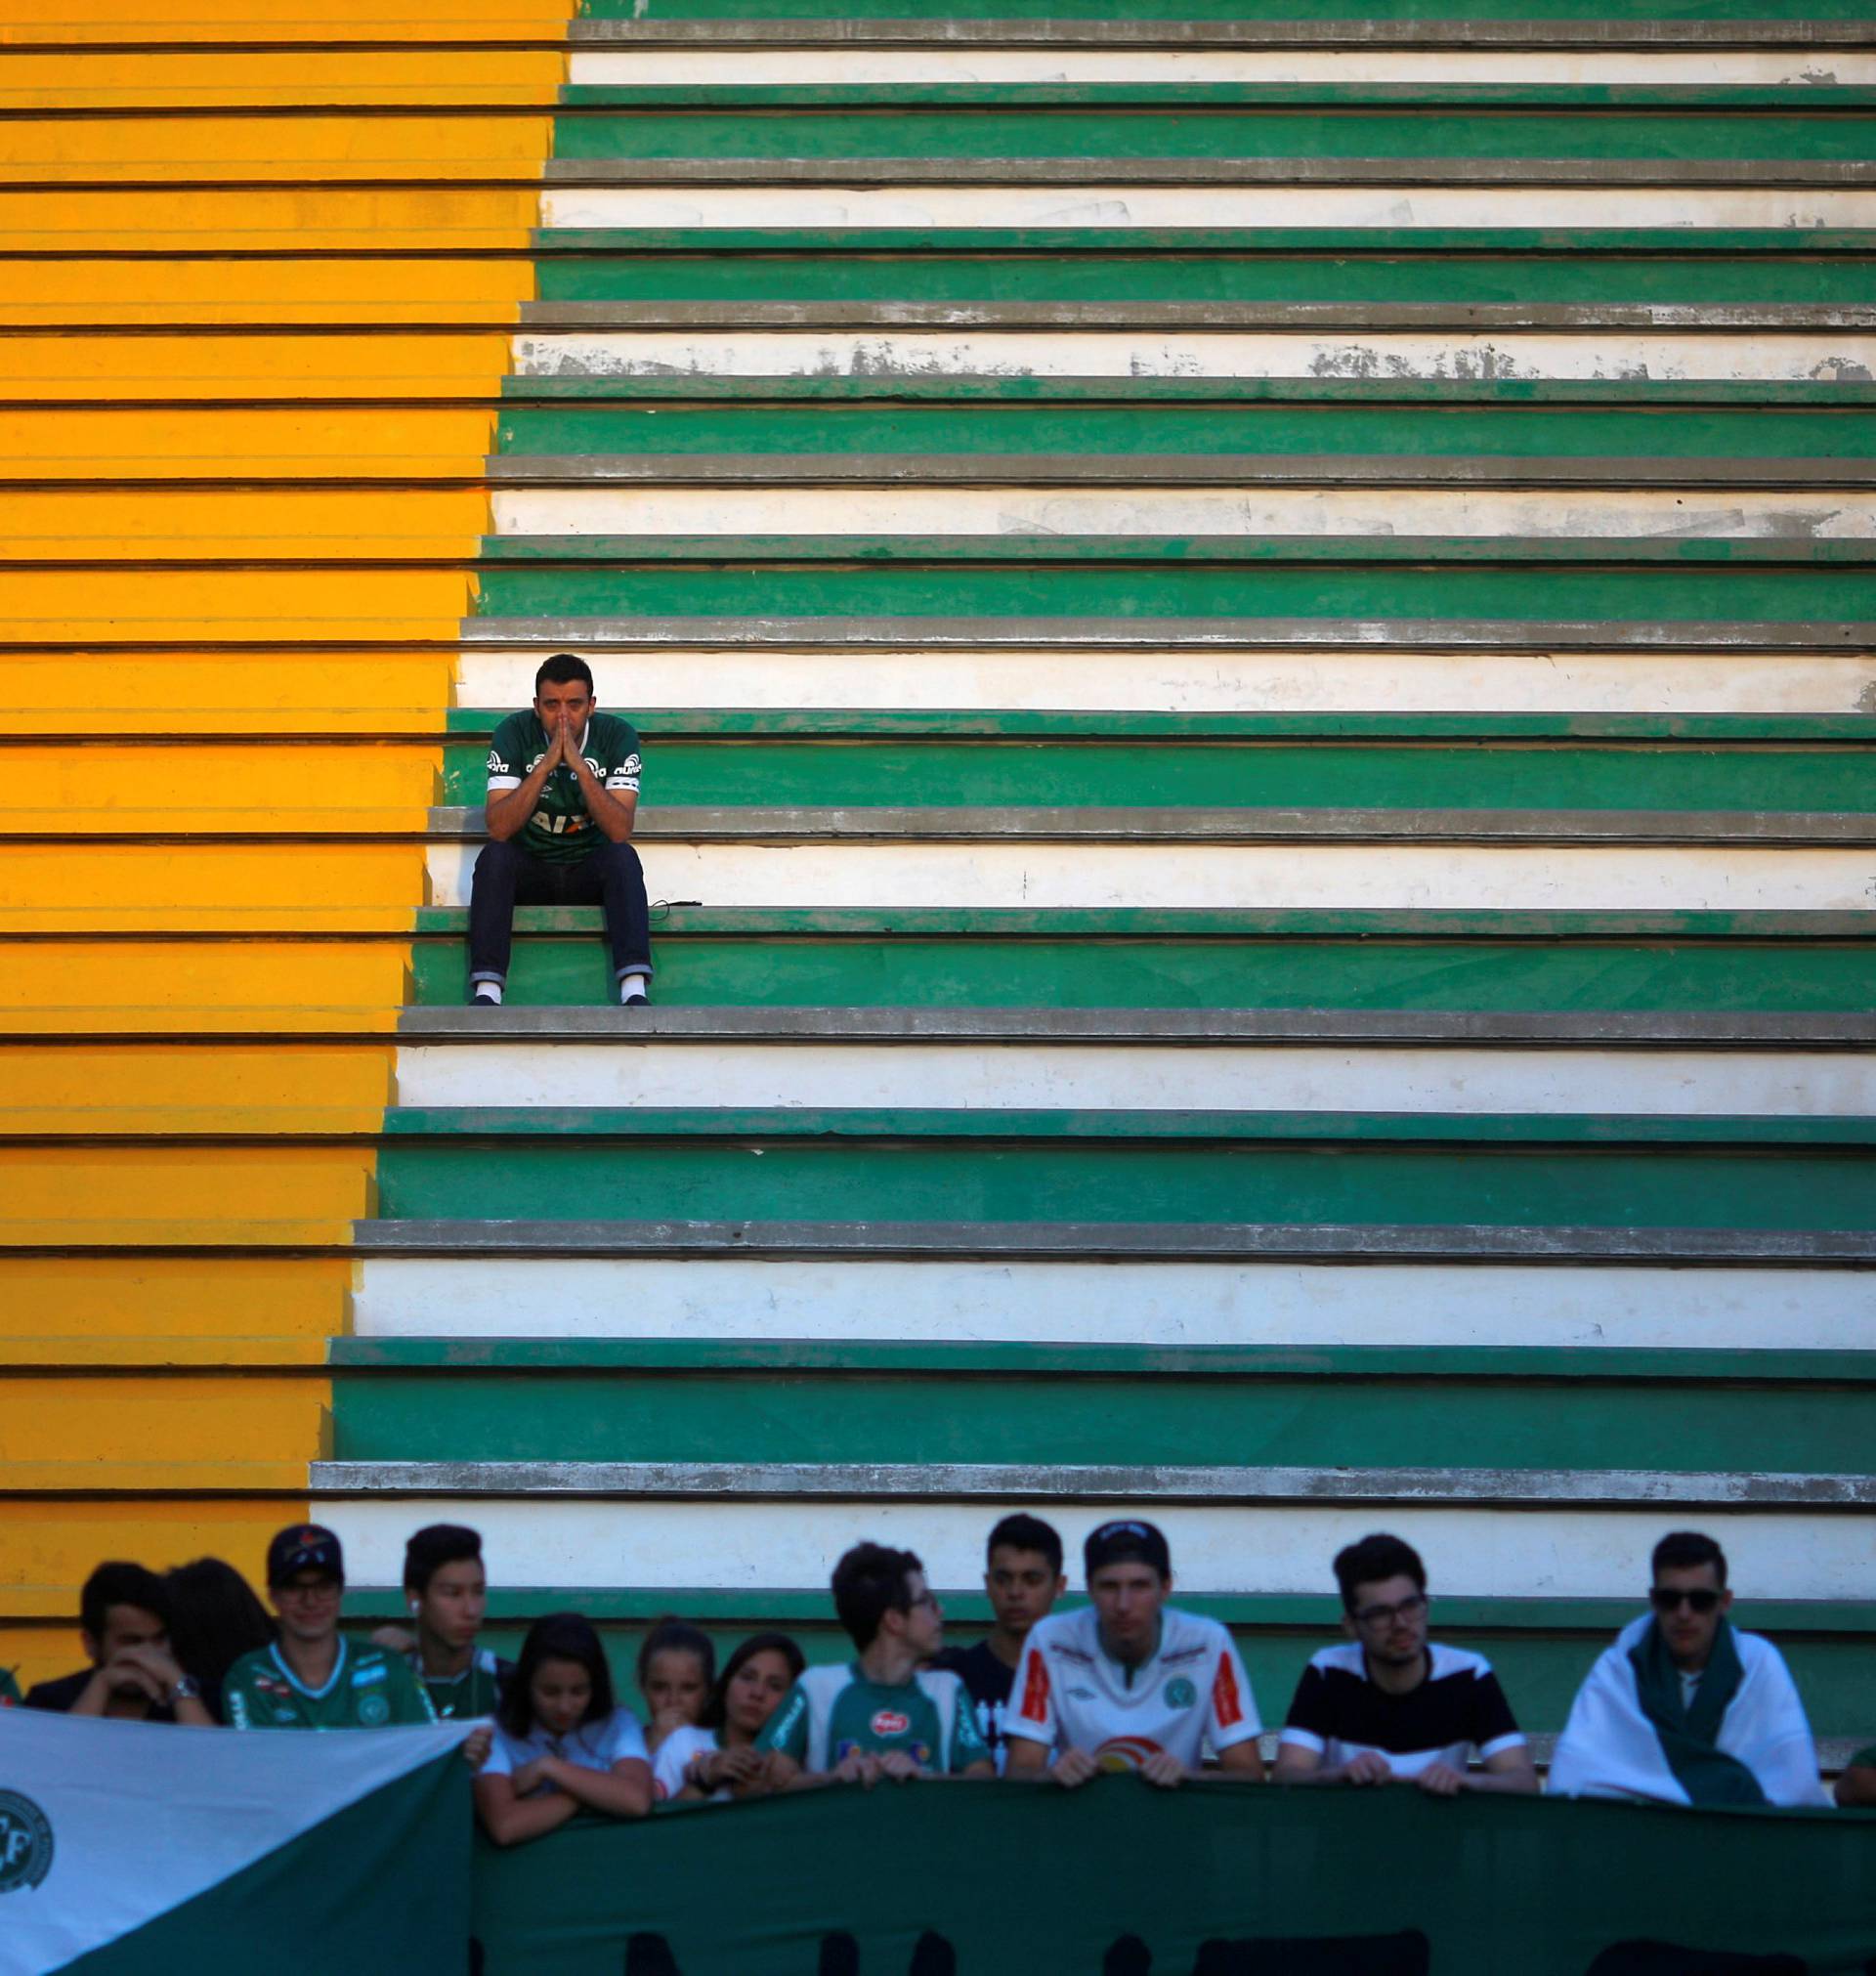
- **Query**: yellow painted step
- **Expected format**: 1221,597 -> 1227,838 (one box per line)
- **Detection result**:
0,51 -> 569,107
0,655 -> 459,717
0,330 -> 520,398
0,267 -> 534,328
0,1254 -> 355,1342
0,1219 -> 358,1249
0,493 -> 490,560
0,0 -> 575,37
0,404 -> 500,467
0,845 -> 430,915
0,1009 -> 405,1038
0,567 -> 478,635
0,943 -> 410,1011
0,113 -> 557,178
1,744 -> 444,815
0,1337 -> 329,1366
0,1375 -> 327,1467
0,1148 -> 374,1226
0,1045 -> 397,1114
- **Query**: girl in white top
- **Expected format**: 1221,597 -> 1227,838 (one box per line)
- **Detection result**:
475,1612 -> 654,1847
655,1632 -> 805,1804
638,1617 -> 715,1757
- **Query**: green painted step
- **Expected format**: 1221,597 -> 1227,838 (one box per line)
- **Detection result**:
471,548 -> 1876,625
405,923 -> 1876,1011
493,401 -> 1876,461
499,370 -> 1876,408
530,248 -> 1876,310
549,101 -> 1876,164
325,1357 -> 1876,1471
438,737 -> 1876,810
374,1124 -> 1876,1231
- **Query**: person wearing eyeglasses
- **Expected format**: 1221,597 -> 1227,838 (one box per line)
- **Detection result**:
223,1526 -> 436,1732
1273,1533 -> 1536,1797
1548,1529 -> 1826,1806
757,1542 -> 994,1788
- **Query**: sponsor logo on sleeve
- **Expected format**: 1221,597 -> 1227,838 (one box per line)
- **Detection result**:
0,1792 -> 54,1896
1212,1652 -> 1245,1730
1018,1652 -> 1052,1724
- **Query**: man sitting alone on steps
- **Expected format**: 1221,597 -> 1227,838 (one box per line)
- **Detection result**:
469,653 -> 653,1008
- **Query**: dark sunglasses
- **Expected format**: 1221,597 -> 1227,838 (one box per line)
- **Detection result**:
1650,1587 -> 1722,1614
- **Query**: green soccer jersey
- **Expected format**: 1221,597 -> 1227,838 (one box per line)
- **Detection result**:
756,1663 -> 991,1776
224,1638 -> 436,1731
485,709 -> 642,864
413,1646 -> 511,1722
0,1666 -> 20,1706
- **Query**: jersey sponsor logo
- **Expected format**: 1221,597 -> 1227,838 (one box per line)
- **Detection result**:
870,1710 -> 911,1739
352,1662 -> 388,1688
1164,1677 -> 1197,1709
1094,1736 -> 1166,1774
487,750 -> 509,774
1018,1651 -> 1052,1724
0,1790 -> 54,1896
1212,1652 -> 1246,1731
358,1693 -> 391,1727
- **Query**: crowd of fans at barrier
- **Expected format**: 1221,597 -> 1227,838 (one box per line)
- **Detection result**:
5,1515 -> 1871,1844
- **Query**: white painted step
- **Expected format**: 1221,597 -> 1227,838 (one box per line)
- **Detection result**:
349,1256 -> 1876,1352
490,487 -> 1876,541
540,185 -> 1876,230
391,1040 -> 1876,1118
514,329 -> 1876,387
323,1497 -> 1876,1603
455,646 -> 1876,715
570,49 -> 1876,84
424,840 -> 1876,914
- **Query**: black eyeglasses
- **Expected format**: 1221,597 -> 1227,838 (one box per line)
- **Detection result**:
1649,1587 -> 1722,1614
1352,1592 -> 1428,1630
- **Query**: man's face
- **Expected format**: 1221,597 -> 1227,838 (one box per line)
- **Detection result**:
1343,1573 -> 1428,1668
1088,1562 -> 1168,1655
416,1560 -> 487,1654
1650,1564 -> 1731,1669
534,677 -> 594,735
898,1569 -> 945,1659
273,1569 -> 343,1646
84,1604 -> 168,1667
985,1546 -> 1065,1641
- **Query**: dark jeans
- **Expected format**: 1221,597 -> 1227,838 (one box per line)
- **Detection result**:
468,836 -> 653,990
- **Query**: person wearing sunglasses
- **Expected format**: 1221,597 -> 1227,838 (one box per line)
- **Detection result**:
1548,1530 -> 1826,1806
1273,1533 -> 1536,1796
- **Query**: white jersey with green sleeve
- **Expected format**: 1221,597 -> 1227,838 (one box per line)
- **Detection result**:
756,1663 -> 990,1775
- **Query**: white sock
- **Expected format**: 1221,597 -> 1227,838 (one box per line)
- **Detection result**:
619,976 -> 648,1005
473,982 -> 503,1005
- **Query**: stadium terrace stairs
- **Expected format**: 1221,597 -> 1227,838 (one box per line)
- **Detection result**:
1,0 -> 1872,1755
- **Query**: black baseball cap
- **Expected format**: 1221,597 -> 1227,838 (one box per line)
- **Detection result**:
1085,1519 -> 1172,1582
267,1524 -> 344,1588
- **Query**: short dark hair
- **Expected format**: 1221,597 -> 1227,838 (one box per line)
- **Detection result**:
987,1513 -> 1063,1576
700,1631 -> 806,1732
80,1563 -> 169,1645
1652,1530 -> 1727,1587
534,652 -> 594,696
1084,1519 -> 1170,1584
636,1617 -> 715,1692
831,1542 -> 922,1652
1333,1534 -> 1427,1613
403,1524 -> 485,1598
501,1612 -> 615,1740
163,1558 -> 275,1704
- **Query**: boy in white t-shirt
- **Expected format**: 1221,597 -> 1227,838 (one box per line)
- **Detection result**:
1004,1519 -> 1265,1789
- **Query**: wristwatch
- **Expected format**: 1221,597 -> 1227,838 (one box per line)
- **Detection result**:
169,1675 -> 203,1704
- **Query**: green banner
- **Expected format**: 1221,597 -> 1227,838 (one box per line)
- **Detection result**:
472,1781 -> 1876,1975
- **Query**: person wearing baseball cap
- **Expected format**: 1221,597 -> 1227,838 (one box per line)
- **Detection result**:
223,1525 -> 435,1731
1005,1518 -> 1264,1789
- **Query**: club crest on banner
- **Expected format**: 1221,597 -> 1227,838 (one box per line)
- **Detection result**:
0,1789 -> 54,1896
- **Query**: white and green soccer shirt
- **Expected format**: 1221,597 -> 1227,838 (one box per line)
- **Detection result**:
485,709 -> 642,864
756,1663 -> 991,1776
224,1639 -> 436,1731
